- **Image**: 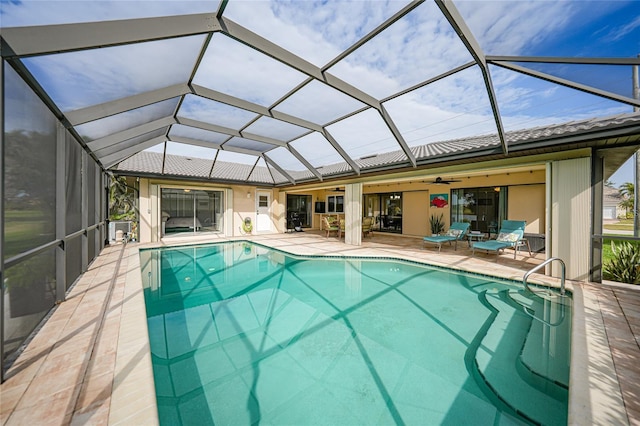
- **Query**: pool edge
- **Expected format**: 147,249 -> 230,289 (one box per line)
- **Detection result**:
109,245 -> 159,426
126,237 -> 627,425
568,285 -> 628,425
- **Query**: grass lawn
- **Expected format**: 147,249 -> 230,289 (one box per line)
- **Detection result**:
4,209 -> 55,259
603,218 -> 634,231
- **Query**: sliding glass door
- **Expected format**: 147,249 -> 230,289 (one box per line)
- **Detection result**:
451,187 -> 507,236
363,192 -> 402,233
161,188 -> 224,235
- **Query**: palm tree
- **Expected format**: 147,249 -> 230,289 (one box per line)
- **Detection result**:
619,182 -> 635,218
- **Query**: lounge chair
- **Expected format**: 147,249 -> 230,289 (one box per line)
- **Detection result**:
362,216 -> 374,238
423,222 -> 470,253
322,216 -> 339,238
472,220 -> 526,260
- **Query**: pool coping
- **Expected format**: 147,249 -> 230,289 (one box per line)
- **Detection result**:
113,236 -> 628,425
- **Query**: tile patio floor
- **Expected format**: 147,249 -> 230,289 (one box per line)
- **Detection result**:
1,231 -> 639,425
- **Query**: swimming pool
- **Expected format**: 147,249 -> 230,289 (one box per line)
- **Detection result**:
140,241 -> 571,425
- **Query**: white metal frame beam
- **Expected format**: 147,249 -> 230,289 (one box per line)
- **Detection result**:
436,0 -> 508,154
87,116 -> 176,151
67,83 -> 191,125
0,13 -> 221,57
102,136 -> 166,168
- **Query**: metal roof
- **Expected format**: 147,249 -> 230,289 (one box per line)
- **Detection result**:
2,0 -> 640,185
115,112 -> 640,184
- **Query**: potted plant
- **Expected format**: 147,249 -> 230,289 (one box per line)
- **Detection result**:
429,213 -> 445,236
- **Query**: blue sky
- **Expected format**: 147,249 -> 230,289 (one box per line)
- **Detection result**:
610,157 -> 636,188
1,0 -> 639,173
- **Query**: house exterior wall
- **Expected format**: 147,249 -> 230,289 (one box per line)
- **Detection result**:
286,170 -> 547,235
137,178 -> 279,242
508,184 -> 545,234
357,170 -> 546,236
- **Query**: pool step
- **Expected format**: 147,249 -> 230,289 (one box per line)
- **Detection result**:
475,290 -> 568,425
507,290 -> 571,390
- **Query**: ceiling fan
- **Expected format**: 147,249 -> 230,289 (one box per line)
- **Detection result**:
331,187 -> 345,192
425,177 -> 462,185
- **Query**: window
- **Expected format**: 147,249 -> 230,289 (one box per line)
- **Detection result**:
451,187 -> 507,236
327,195 -> 344,213
286,194 -> 312,228
259,195 -> 268,208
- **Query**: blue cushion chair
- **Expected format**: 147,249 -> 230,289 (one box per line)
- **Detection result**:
423,222 -> 470,253
472,220 -> 526,260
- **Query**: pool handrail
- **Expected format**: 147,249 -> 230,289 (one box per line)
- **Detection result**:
523,257 -> 566,296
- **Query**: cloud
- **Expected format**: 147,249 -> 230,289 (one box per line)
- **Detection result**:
605,14 -> 640,41
23,35 -> 206,111
289,132 -> 345,168
244,117 -> 308,141
193,33 -> 308,107
328,1 -> 473,99
274,80 -> 366,125
179,95 -> 257,130
327,108 -> 401,159
456,1 -> 576,55
223,0 -> 409,66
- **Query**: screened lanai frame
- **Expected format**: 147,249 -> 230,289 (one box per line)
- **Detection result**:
1,0 -> 639,187
1,0 -> 640,381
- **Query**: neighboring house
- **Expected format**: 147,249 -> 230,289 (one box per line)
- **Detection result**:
603,186 -> 625,219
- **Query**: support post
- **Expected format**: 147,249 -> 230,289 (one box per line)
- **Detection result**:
634,57 -> 639,236
0,60 -> 6,382
344,183 -> 363,246
56,123 -> 66,301
81,151 -> 89,271
591,151 -> 604,283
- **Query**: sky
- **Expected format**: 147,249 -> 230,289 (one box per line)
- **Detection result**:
1,0 -> 639,176
610,156 -> 636,188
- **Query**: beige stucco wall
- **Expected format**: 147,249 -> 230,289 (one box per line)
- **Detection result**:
137,178 -> 281,242
403,191 -> 430,236
508,184 -> 546,234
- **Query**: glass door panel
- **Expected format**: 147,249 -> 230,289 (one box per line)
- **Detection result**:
364,192 -> 402,233
161,188 -> 223,235
286,195 -> 312,229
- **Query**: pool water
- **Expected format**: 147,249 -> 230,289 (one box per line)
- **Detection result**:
140,241 -> 571,425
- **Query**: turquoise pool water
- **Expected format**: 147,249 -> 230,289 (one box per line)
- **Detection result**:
140,241 -> 571,425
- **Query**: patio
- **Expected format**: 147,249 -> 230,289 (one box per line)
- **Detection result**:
0,231 -> 638,425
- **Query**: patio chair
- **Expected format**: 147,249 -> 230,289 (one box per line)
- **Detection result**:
423,222 -> 470,253
472,220 -> 526,260
323,216 -> 339,238
362,216 -> 374,238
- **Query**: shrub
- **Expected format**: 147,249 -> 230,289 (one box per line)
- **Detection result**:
429,213 -> 445,235
603,241 -> 640,284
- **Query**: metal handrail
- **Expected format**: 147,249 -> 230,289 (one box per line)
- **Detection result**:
523,257 -> 566,296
